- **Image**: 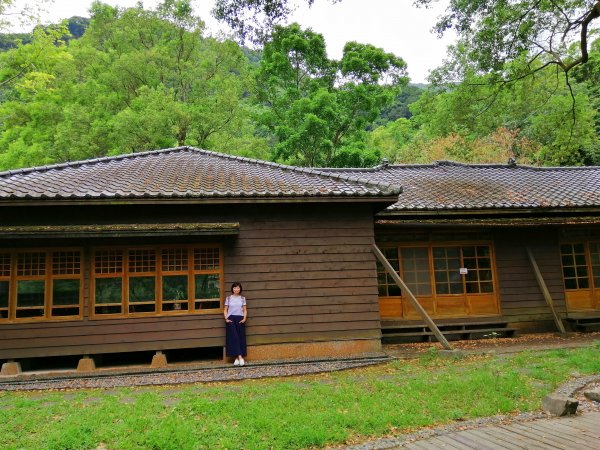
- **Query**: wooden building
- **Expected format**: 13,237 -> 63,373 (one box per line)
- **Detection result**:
332,160 -> 600,339
1,150 -> 600,372
0,147 -> 400,371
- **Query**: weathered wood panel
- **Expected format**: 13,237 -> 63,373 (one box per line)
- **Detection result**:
493,228 -> 567,323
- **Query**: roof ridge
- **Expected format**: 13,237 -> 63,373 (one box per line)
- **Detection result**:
183,147 -> 402,195
0,147 -> 189,178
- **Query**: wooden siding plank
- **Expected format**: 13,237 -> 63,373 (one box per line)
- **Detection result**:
1,337 -> 226,359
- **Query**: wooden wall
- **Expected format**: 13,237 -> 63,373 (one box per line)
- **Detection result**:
0,203 -> 383,360
493,228 -> 567,324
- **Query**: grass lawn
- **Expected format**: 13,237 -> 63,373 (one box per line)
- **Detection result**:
1,342 -> 599,450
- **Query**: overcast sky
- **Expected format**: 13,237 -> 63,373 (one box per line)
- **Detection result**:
12,0 -> 455,83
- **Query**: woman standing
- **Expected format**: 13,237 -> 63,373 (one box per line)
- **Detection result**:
224,282 -> 247,366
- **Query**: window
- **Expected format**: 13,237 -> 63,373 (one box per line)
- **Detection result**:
92,245 -> 223,317
376,244 -> 495,297
561,242 -> 599,290
0,249 -> 82,322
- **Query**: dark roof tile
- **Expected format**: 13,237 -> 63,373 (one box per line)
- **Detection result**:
327,160 -> 600,211
0,147 -> 401,201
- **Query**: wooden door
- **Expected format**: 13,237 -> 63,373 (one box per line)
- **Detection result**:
377,243 -> 500,319
561,242 -> 600,311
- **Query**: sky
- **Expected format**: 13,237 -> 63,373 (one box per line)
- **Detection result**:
10,0 -> 455,83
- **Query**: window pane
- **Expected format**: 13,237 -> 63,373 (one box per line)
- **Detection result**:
162,275 -> 188,301
388,284 -> 401,296
52,251 -> 81,275
0,253 -> 10,276
129,276 -> 156,303
465,282 -> 480,294
480,282 -> 493,293
194,248 -> 220,271
17,252 -> 46,276
449,282 -> 463,294
17,280 -> 45,307
565,278 -> 578,289
129,250 -> 156,273
462,246 -> 476,258
0,280 -> 8,308
52,307 -> 80,317
95,278 -> 122,304
163,302 -> 189,312
562,255 -> 574,266
195,274 -> 220,299
162,248 -> 188,272
52,279 -> 80,306
95,250 -> 123,274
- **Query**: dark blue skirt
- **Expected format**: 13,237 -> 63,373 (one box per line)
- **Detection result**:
225,315 -> 247,357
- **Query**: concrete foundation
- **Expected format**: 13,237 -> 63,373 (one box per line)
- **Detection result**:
77,356 -> 96,372
1,361 -> 21,376
151,351 -> 168,368
247,339 -> 381,361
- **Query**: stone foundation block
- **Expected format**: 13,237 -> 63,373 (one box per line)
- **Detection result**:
1,361 -> 21,376
542,394 -> 578,416
77,356 -> 96,372
151,351 -> 168,368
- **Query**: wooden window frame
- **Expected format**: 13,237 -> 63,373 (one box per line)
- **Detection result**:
377,241 -> 497,298
560,241 -> 595,291
91,244 -> 224,319
0,248 -> 84,323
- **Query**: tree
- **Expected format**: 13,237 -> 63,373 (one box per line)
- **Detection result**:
255,23 -> 407,167
214,0 -> 600,76
405,59 -> 598,165
0,1 -> 268,170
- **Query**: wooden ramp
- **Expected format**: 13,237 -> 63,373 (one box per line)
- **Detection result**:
397,412 -> 600,449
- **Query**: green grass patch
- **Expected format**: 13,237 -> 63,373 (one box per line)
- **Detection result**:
1,342 -> 599,449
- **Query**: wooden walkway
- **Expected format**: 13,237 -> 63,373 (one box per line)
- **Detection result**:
399,412 -> 600,449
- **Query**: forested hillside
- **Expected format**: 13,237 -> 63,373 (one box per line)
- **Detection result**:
0,0 -> 598,169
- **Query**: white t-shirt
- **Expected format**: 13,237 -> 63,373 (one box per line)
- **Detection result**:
225,295 -> 246,317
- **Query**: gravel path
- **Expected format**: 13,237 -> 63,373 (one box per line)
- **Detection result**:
0,356 -> 390,391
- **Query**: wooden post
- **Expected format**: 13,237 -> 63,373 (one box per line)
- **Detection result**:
372,244 -> 453,350
526,246 -> 567,335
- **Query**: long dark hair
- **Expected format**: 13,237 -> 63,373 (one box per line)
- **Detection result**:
231,282 -> 243,294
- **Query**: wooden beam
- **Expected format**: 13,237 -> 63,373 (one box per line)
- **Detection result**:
526,246 -> 567,335
372,244 -> 453,350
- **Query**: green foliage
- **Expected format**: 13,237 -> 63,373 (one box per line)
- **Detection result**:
256,23 -> 407,167
401,57 -> 599,165
0,1 -> 267,170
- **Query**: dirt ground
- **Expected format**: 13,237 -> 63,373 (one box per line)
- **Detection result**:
384,331 -> 600,359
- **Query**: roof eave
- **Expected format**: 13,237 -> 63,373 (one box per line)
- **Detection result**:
0,194 -> 401,207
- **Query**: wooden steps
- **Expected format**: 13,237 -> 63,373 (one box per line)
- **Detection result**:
566,316 -> 600,332
381,320 -> 517,344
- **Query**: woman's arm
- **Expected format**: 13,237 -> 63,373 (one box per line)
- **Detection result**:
224,305 -> 232,322
240,304 -> 247,323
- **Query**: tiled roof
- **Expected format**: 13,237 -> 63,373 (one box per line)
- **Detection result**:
0,147 -> 401,201
327,161 -> 600,211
